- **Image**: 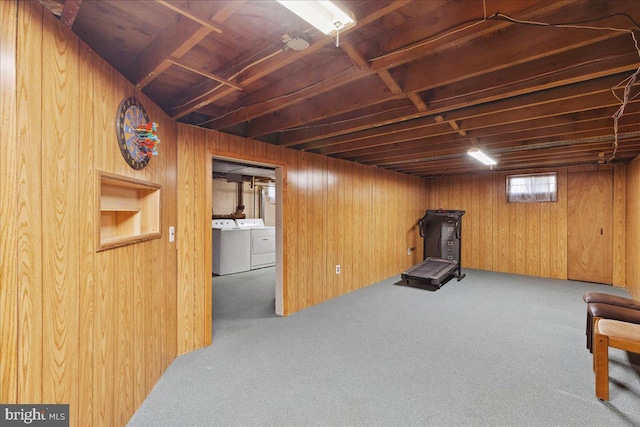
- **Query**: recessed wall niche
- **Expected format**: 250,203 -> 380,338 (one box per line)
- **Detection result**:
98,171 -> 161,251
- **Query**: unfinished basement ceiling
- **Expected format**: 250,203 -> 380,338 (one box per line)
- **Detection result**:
43,0 -> 640,177
213,159 -> 276,180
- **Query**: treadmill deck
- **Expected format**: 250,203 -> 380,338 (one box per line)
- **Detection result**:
401,257 -> 459,287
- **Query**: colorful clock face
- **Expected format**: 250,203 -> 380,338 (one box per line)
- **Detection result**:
116,97 -> 150,170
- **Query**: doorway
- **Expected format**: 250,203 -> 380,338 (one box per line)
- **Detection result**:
211,156 -> 284,316
567,170 -> 613,284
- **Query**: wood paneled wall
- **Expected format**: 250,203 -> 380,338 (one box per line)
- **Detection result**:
626,157 -> 640,299
2,4 -> 427,424
1,2 -> 178,425
1,0 -> 19,405
426,166 -> 626,287
13,2 -> 639,426
177,128 -> 427,319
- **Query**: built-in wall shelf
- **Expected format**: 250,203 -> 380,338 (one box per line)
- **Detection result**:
97,171 -> 161,251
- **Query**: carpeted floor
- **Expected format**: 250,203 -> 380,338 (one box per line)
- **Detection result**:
128,268 -> 640,426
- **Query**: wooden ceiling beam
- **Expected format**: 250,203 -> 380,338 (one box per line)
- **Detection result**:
384,131 -> 640,173
169,0 -> 410,120
280,45 -> 638,149
167,57 -> 243,91
198,0 -> 536,131
128,1 -> 244,90
125,14 -> 213,89
340,37 -> 369,70
268,13 -> 637,146
293,73 -> 631,153
39,0 -> 64,16
60,0 -> 81,28
249,19 -> 632,139
347,123 -> 623,164
196,57 -> 362,130
202,1 -> 513,131
346,112 -> 640,164
202,0 -> 579,133
327,99 -> 638,159
312,93 -> 640,161
367,124 -> 640,167
155,0 -> 224,33
340,39 -> 430,114
369,0 -> 579,71
372,140 -> 619,169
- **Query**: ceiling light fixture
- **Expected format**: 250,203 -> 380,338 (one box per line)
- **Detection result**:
276,1 -> 355,37
467,147 -> 497,166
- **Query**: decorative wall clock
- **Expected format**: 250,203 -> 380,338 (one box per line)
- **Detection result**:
116,97 -> 153,170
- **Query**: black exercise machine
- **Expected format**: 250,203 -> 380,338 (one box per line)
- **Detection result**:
401,209 -> 465,289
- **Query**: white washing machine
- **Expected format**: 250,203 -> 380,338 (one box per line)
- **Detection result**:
212,219 -> 251,275
236,218 -> 276,270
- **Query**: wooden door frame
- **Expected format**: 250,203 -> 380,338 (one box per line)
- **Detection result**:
209,151 -> 286,316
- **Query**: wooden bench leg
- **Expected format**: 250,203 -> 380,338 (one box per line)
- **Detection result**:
594,332 -> 610,400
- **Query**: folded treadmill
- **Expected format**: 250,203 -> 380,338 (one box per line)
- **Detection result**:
401,209 -> 465,289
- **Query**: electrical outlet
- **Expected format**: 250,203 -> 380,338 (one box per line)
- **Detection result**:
335,264 -> 341,274
169,226 -> 175,242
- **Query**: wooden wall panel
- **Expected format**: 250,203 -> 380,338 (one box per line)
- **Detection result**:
92,56 -> 116,427
162,115 -> 178,368
311,154 -> 326,306
0,0 -> 19,405
526,202 -> 541,276
203,146 -> 213,346
325,160 -> 339,300
15,0 -> 43,406
298,151 -> 311,311
613,165 -> 626,287
337,161 -> 351,293
115,245 -> 134,426
539,198 -> 551,278
177,125 -> 196,353
133,243 -> 146,411
283,148 -> 298,315
41,15 -> 80,421
78,40 -> 95,424
192,129 -> 206,348
426,166 -> 625,285
2,3 -> 181,426
626,158 -> 640,299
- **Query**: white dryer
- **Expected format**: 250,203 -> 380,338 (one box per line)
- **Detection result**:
236,218 -> 276,270
212,219 -> 251,275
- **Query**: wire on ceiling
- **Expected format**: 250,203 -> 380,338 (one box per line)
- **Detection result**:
192,0 -> 640,157
488,12 -> 640,163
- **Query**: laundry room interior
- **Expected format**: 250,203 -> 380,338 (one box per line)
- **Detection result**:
211,158 -> 279,316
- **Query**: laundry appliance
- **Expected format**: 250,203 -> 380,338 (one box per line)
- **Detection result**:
212,219 -> 251,275
236,218 -> 276,270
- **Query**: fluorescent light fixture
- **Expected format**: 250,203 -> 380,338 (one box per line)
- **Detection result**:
277,1 -> 354,34
467,147 -> 497,165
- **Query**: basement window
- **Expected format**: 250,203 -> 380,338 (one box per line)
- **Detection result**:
506,172 -> 557,203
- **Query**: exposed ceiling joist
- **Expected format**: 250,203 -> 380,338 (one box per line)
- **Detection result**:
55,0 -> 640,177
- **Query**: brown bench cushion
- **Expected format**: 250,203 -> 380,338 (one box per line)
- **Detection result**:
583,292 -> 640,310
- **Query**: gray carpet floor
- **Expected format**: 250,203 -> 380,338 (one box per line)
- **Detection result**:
128,268 -> 640,426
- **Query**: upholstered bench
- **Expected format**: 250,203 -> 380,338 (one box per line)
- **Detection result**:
593,319 -> 640,400
585,303 -> 640,351
583,291 -> 640,351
